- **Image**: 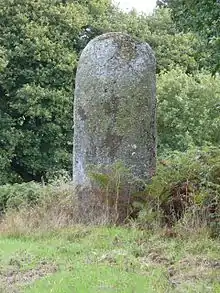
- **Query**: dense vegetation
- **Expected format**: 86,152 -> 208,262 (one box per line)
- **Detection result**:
0,0 -> 219,184
158,0 -> 220,74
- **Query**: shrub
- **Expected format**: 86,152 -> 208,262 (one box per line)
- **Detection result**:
0,173 -> 71,212
1,147 -> 219,237
0,182 -> 43,213
146,146 -> 220,236
88,162 -> 135,224
0,181 -> 76,236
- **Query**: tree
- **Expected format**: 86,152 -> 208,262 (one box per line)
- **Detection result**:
0,0 -> 113,183
163,0 -> 220,73
102,8 -> 204,73
157,68 -> 220,152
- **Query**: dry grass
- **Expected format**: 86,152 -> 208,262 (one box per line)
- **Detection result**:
0,182 -> 126,237
0,183 -> 76,236
0,179 -> 218,239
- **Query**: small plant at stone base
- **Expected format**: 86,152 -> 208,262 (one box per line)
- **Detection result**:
88,162 -> 147,225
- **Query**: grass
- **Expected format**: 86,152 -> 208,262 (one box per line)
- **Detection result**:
0,226 -> 219,293
0,153 -> 220,293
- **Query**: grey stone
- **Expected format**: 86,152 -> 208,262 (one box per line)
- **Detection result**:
73,32 -> 156,189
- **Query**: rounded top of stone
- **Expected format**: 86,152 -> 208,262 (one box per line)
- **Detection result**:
92,32 -> 141,42
80,32 -> 155,65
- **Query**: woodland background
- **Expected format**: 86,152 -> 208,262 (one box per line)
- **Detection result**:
0,0 -> 219,184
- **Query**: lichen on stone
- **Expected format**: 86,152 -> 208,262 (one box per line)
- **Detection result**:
73,32 -> 156,191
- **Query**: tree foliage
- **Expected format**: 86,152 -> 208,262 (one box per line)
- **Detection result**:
164,0 -> 220,73
157,68 -> 220,152
102,8 -> 204,73
0,0 -> 112,183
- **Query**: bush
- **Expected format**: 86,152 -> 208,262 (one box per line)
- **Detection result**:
0,182 -> 43,213
88,162 -> 139,224
1,147 -> 219,237
145,146 -> 220,236
0,180 -> 75,236
0,172 -> 71,213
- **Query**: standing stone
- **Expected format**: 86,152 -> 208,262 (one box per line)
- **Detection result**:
73,32 -> 156,190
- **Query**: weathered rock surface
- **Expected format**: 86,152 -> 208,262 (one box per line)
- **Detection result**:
73,32 -> 156,188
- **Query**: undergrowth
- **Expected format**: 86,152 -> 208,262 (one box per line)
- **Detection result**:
0,146 -> 219,238
0,181 -> 76,236
88,146 -> 220,237
147,146 -> 220,236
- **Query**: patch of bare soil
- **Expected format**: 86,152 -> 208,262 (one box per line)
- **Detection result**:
0,260 -> 58,292
167,257 -> 220,288
135,250 -> 220,289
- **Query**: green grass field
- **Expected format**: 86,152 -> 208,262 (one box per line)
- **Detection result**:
0,226 -> 219,293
